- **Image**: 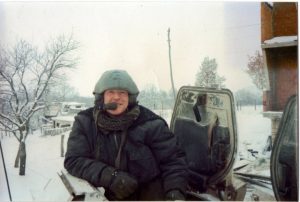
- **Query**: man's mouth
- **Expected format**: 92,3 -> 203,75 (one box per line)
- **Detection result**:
103,102 -> 118,110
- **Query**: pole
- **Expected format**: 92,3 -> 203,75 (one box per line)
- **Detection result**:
167,28 -> 176,101
0,140 -> 12,201
61,134 -> 65,157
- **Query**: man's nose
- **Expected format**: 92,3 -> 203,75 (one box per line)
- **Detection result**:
112,92 -> 121,99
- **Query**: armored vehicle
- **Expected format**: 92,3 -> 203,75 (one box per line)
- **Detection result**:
2,87 -> 297,201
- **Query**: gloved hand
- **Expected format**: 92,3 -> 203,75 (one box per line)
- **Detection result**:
165,189 -> 185,201
100,166 -> 138,199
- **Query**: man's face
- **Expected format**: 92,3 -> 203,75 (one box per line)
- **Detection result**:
104,89 -> 129,116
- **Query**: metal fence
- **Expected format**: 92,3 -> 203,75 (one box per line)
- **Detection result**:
42,126 -> 71,136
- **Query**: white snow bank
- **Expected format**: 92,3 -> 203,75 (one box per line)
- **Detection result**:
236,105 -> 271,155
263,35 -> 297,44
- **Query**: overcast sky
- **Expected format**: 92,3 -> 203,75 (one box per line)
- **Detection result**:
0,1 -> 261,97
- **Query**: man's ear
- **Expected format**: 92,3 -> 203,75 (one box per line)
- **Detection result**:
94,93 -> 104,108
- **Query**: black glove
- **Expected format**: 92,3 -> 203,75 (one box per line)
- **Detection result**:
100,166 -> 138,199
165,189 -> 185,201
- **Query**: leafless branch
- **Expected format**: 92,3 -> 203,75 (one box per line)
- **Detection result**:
0,112 -> 20,127
0,34 -> 79,143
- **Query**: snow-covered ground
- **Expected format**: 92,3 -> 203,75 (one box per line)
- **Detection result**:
236,105 -> 272,160
1,131 -> 71,201
0,105 -> 271,201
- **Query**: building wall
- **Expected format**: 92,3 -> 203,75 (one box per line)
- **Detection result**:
261,2 -> 298,42
272,3 -> 298,37
266,47 -> 298,111
261,2 -> 298,112
261,3 -> 273,42
274,48 -> 298,110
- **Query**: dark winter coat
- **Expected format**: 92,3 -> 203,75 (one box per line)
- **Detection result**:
64,105 -> 187,200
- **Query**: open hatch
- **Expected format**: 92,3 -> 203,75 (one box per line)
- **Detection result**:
170,86 -> 240,200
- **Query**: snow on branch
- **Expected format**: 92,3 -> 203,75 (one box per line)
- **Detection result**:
0,34 -> 79,141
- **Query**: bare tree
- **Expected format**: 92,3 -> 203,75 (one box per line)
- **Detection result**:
44,77 -> 79,103
246,51 -> 267,91
0,35 -> 79,175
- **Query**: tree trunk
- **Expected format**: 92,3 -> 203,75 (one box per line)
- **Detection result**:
5,126 -> 9,137
61,134 -> 65,157
19,142 -> 26,175
14,145 -> 21,168
14,130 -> 23,168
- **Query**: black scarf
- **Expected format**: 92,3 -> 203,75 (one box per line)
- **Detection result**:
93,105 -> 140,132
93,105 -> 140,169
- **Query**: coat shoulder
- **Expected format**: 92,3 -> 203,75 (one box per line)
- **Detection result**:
77,107 -> 94,117
134,105 -> 168,127
73,107 -> 94,127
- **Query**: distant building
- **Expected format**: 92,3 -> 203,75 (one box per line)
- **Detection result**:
43,102 -> 61,119
60,102 -> 87,116
42,102 -> 86,128
52,115 -> 75,129
260,2 -> 298,141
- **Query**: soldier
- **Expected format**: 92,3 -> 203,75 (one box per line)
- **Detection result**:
64,69 -> 187,200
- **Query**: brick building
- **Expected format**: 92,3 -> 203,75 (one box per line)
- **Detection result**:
260,2 -> 298,141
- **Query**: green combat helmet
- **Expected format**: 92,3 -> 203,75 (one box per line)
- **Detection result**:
93,69 -> 139,107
